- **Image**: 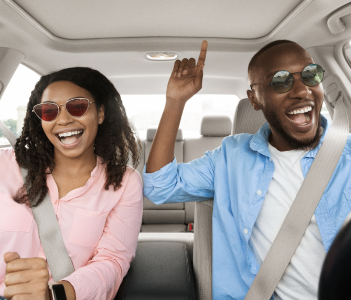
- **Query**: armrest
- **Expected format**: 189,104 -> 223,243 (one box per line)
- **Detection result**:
116,242 -> 196,300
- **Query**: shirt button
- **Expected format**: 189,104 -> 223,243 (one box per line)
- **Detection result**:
244,228 -> 248,234
256,190 -> 262,195
269,158 -> 272,162
54,200 -> 58,204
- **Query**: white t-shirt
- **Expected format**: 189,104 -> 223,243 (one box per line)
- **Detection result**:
249,144 -> 326,300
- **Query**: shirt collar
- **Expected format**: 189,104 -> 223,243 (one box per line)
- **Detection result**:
47,155 -> 104,201
249,115 -> 332,158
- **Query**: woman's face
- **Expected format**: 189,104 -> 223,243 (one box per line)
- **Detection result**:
40,81 -> 105,159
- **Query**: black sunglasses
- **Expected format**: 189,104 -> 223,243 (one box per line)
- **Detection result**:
250,64 -> 325,93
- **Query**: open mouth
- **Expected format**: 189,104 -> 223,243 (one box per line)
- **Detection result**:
56,130 -> 84,145
286,106 -> 313,126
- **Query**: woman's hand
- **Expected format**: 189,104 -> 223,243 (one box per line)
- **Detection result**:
166,40 -> 207,105
4,252 -> 51,300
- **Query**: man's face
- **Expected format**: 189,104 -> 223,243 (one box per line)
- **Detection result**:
247,44 -> 324,151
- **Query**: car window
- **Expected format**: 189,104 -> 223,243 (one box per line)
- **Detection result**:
123,94 -> 240,137
0,64 -> 40,146
0,65 -> 240,145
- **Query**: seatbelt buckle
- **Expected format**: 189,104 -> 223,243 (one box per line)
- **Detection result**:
187,223 -> 194,232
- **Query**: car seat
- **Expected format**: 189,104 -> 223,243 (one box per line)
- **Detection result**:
193,98 -> 266,300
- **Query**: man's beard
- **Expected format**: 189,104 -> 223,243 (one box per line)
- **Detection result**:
261,106 -> 323,151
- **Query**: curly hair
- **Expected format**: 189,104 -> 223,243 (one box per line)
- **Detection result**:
14,67 -> 141,207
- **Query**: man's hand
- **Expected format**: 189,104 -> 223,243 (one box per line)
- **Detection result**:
4,252 -> 51,300
146,40 -> 208,173
166,40 -> 207,105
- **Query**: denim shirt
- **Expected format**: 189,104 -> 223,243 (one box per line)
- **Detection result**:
143,116 -> 351,300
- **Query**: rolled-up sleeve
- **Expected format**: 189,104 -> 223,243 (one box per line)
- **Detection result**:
143,147 -> 220,205
63,170 -> 143,300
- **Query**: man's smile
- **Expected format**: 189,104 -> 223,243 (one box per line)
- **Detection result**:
286,105 -> 314,128
287,106 -> 312,124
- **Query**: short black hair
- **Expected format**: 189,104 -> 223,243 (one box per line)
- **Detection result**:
248,40 -> 297,83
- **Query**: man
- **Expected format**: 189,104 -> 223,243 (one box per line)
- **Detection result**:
143,40 -> 351,299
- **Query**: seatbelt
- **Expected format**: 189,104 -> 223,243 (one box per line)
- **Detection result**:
0,120 -> 16,147
245,94 -> 349,300
0,120 -> 75,281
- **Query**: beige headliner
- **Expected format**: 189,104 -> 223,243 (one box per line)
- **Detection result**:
13,0 -> 304,40
1,0 -> 351,96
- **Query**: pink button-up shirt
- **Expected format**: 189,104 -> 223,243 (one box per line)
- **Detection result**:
0,149 -> 143,300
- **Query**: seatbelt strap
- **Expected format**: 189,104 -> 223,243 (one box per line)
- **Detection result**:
23,167 -> 75,281
0,120 -> 16,147
1,121 -> 75,281
245,95 -> 349,300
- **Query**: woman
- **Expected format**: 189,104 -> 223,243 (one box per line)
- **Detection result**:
0,67 -> 143,300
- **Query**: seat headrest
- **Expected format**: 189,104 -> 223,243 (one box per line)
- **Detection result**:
232,98 -> 266,134
200,115 -> 232,137
147,128 -> 183,141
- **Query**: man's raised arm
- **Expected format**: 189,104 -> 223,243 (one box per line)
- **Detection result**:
146,40 -> 207,173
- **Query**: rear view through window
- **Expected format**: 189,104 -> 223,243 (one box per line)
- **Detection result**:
123,94 -> 240,136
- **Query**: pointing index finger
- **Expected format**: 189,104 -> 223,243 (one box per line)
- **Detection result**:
197,40 -> 207,67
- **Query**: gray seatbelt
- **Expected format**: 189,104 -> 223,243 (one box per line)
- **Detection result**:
245,95 -> 349,300
0,120 -> 16,147
0,120 -> 74,281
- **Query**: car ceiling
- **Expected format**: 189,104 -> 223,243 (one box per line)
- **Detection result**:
1,0 -> 351,98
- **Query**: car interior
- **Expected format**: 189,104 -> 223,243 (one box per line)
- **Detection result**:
2,0 -> 351,299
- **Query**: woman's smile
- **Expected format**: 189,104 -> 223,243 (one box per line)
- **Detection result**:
55,129 -> 84,147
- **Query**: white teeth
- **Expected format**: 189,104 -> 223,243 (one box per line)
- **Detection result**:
287,106 -> 312,115
58,130 -> 83,138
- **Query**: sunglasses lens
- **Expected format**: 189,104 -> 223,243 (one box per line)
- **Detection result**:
34,103 -> 58,121
66,98 -> 89,117
271,71 -> 294,93
302,64 -> 324,87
